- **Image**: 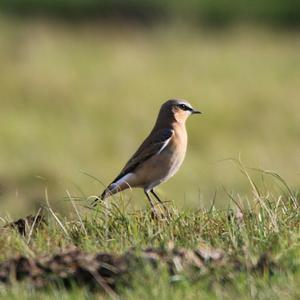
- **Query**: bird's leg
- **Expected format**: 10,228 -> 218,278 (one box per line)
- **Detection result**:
144,190 -> 159,219
150,189 -> 168,214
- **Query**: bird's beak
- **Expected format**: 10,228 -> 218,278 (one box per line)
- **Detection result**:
191,109 -> 202,115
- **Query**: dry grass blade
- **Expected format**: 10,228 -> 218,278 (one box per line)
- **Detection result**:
26,207 -> 44,244
66,190 -> 88,236
44,188 -> 69,238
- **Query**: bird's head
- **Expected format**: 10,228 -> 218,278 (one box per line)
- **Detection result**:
158,99 -> 202,125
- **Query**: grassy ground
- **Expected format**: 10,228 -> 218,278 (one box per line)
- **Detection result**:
0,167 -> 299,299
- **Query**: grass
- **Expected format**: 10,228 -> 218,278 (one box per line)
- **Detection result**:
0,166 -> 299,299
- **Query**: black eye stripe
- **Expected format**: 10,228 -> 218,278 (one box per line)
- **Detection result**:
178,104 -> 191,111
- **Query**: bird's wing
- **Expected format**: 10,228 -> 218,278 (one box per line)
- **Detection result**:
111,128 -> 174,183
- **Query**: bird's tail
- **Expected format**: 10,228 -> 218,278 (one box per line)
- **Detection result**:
92,173 -> 134,207
100,185 -> 114,200
92,182 -> 124,207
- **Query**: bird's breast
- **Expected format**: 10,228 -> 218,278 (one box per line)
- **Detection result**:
164,125 -> 187,177
133,124 -> 188,190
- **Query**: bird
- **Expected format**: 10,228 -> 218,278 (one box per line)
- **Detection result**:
93,99 -> 202,216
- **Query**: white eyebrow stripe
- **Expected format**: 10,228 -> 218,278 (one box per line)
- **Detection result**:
178,102 -> 193,110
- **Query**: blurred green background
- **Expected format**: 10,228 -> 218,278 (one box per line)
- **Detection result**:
0,1 -> 299,217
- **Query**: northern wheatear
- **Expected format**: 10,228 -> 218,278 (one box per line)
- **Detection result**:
93,99 -> 201,215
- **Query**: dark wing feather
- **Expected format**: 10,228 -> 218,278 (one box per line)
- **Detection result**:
111,128 -> 174,183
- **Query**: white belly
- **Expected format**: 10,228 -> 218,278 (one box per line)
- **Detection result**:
144,147 -> 186,191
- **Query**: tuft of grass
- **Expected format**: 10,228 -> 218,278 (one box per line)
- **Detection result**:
0,170 -> 299,299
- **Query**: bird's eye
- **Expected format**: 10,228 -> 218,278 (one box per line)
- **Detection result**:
178,104 -> 188,111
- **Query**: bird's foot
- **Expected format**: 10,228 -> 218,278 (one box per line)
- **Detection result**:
149,206 -> 171,221
150,209 -> 160,220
